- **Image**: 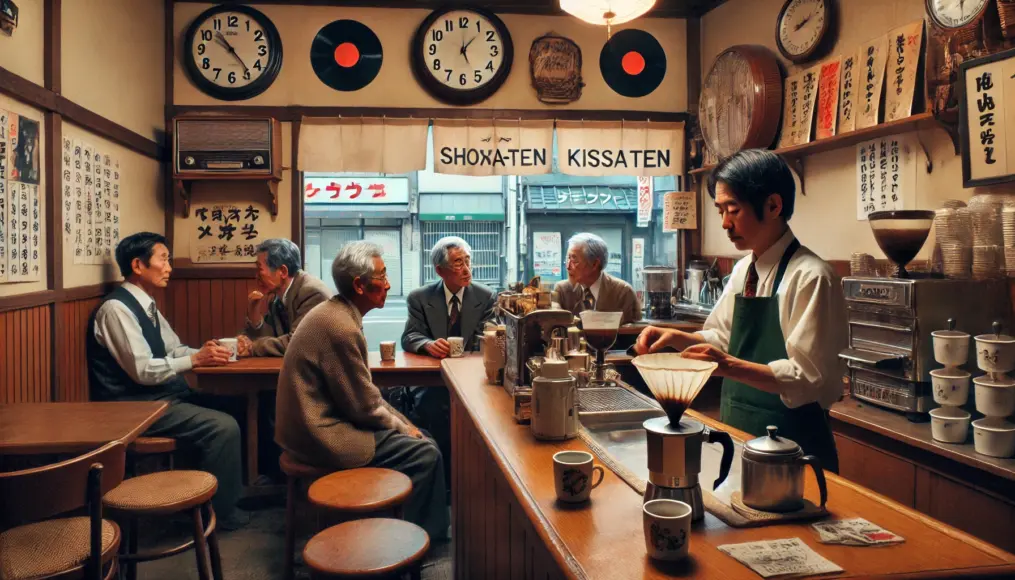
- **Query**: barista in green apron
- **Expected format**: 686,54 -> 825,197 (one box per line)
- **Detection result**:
636,149 -> 842,472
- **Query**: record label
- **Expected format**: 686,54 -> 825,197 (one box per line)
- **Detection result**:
311,20 -> 383,92
600,29 -> 666,98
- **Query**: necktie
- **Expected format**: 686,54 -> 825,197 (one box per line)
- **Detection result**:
582,287 -> 596,311
743,261 -> 759,298
147,301 -> 158,326
273,298 -> 290,333
449,295 -> 460,329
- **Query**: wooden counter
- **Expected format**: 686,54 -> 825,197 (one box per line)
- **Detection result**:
830,399 -> 1015,554
443,357 -> 1015,579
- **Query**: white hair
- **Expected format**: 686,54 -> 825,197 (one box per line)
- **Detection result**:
332,241 -> 383,298
430,236 -> 472,269
567,233 -> 609,272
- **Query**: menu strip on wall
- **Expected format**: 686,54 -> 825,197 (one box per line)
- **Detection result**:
857,35 -> 888,130
856,135 -> 915,220
838,51 -> 858,134
883,20 -> 923,123
816,58 -> 842,140
2,110 -> 42,283
69,138 -> 121,265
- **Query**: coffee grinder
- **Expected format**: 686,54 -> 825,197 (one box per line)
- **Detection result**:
643,266 -> 676,320
633,353 -> 734,522
578,311 -> 623,388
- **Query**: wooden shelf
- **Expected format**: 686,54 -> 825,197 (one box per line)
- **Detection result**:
689,111 -> 958,178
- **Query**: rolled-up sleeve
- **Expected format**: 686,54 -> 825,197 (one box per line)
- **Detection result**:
769,272 -> 844,409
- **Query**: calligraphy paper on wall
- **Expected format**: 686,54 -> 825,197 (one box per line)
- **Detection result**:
662,191 -> 697,231
70,139 -> 121,265
857,35 -> 888,129
961,49 -> 1015,187
71,139 -> 85,264
556,120 -> 685,177
856,135 -> 916,220
797,65 -> 822,145
61,137 -> 72,244
28,182 -> 39,280
778,73 -> 805,148
190,203 -> 264,263
816,58 -> 842,140
884,21 -> 924,123
838,51 -> 858,133
432,119 -> 553,176
0,109 -> 6,283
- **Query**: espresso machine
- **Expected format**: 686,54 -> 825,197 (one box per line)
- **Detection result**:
840,211 -> 1012,420
643,266 -> 676,320
501,307 -> 575,420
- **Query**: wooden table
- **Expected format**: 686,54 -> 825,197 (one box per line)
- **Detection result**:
442,356 -> 1015,579
0,401 -> 168,456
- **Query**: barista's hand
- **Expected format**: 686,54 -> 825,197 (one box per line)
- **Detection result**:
635,326 -> 678,354
680,343 -> 733,374
424,339 -> 451,359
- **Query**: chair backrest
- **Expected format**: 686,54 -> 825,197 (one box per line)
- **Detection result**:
0,441 -> 126,528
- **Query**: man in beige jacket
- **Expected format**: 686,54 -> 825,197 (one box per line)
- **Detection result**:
275,241 -> 448,539
554,232 -> 642,325
239,238 -> 331,357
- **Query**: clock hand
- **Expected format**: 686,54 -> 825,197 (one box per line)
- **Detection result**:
794,13 -> 812,31
215,31 -> 250,73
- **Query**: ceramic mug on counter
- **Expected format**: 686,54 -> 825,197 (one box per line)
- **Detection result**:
974,331 -> 1015,374
379,341 -> 396,361
929,407 -> 971,444
217,338 -> 238,362
448,337 -> 465,358
552,451 -> 604,503
643,499 -> 692,562
930,368 -> 971,406
972,418 -> 1015,458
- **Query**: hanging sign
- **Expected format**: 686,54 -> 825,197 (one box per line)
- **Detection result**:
632,237 -> 645,303
532,231 -> 562,280
959,46 -> 1015,188
303,176 -> 409,205
857,34 -> 888,130
816,58 -> 841,140
190,203 -> 264,263
856,135 -> 916,220
839,51 -> 858,133
662,191 -> 697,231
556,120 -> 685,177
884,20 -> 923,123
298,117 -> 428,174
637,176 -> 653,226
778,73 -> 804,147
432,119 -> 553,176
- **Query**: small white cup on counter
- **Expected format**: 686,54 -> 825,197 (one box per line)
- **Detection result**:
974,332 -> 1015,374
930,369 -> 971,406
929,407 -> 971,444
932,329 -> 970,367
379,341 -> 396,361
972,418 -> 1015,458
217,338 -> 238,362
973,375 -> 1015,417
643,499 -> 692,562
552,451 -> 603,503
448,336 -> 465,358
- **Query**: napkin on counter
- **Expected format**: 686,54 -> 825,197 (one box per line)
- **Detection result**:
811,518 -> 905,546
717,537 -> 843,578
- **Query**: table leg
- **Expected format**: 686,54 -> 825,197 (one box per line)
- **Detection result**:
246,393 -> 259,485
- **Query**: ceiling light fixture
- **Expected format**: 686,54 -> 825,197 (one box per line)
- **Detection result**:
559,0 -> 657,38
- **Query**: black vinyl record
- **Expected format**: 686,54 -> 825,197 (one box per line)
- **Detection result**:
311,19 -> 383,92
599,29 -> 666,98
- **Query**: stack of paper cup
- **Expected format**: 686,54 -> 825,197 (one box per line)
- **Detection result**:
483,329 -> 506,385
935,207 -> 972,279
1002,207 -> 1015,277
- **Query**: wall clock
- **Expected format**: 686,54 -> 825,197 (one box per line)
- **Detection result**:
410,5 -> 514,105
183,4 -> 283,101
925,0 -> 990,30
775,0 -> 835,63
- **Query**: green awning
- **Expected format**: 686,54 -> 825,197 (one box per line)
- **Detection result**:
526,185 -> 637,213
418,193 -> 506,222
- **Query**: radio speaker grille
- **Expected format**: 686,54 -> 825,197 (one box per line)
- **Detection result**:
176,119 -> 271,151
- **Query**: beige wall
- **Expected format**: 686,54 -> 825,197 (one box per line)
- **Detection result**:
171,122 -> 292,260
62,122 -> 165,289
62,0 -> 165,141
0,95 -> 46,298
699,0 -> 1015,260
173,3 -> 688,112
0,0 -> 44,85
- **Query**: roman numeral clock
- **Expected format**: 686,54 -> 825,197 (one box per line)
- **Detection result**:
183,4 -> 283,100
411,5 -> 514,105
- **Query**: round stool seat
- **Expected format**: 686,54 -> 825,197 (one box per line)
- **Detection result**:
0,517 -> 119,579
103,470 -> 217,515
279,451 -> 332,480
303,518 -> 429,578
308,468 -> 411,514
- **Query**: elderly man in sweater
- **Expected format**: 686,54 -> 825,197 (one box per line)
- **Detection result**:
275,241 -> 448,539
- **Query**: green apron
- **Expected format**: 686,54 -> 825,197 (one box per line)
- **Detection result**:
719,239 -> 839,473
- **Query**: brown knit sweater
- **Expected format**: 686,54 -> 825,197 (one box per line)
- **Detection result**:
275,295 -> 413,468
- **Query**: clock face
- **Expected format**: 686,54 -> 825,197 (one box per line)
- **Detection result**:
183,5 -> 283,101
776,0 -> 830,62
926,0 -> 989,29
411,7 -> 513,105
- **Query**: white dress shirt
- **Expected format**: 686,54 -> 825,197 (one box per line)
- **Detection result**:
443,282 -> 465,315
249,278 -> 294,330
93,281 -> 198,386
698,229 -> 846,410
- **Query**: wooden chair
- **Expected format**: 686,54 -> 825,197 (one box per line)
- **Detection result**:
102,470 -> 222,580
303,518 -> 429,580
0,441 -> 127,580
280,451 -> 333,580
125,436 -> 177,477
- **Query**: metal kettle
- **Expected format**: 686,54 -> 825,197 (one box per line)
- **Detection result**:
741,426 -> 828,513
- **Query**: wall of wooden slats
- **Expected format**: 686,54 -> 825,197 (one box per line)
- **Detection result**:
163,278 -> 258,348
54,297 -> 102,402
0,306 -> 53,404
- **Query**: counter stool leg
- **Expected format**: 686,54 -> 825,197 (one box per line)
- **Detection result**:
204,503 -> 224,580
126,516 -> 138,580
284,475 -> 298,580
410,563 -> 422,580
191,507 -> 213,580
394,504 -> 404,520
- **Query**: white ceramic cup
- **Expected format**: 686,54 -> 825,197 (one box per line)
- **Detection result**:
974,333 -> 1015,374
930,368 -> 971,406
932,330 -> 971,367
929,407 -> 971,444
448,336 -> 465,358
643,499 -> 692,562
973,375 -> 1015,417
379,341 -> 396,361
552,450 -> 604,503
972,418 -> 1015,458
217,338 -> 238,362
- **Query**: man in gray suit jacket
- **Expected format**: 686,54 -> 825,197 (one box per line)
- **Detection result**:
554,232 -> 643,325
400,236 -> 496,488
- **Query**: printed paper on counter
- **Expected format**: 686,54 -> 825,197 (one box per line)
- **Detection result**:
718,537 -> 843,578
812,518 -> 905,546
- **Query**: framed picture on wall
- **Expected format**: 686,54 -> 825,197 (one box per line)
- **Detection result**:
958,46 -> 1015,188
0,0 -> 17,35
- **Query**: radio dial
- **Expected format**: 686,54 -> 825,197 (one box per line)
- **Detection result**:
185,156 -> 195,166
253,155 -> 264,166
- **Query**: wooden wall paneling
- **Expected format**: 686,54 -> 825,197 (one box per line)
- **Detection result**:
834,433 -> 916,508
915,467 -> 1015,554
44,0 -> 61,93
0,306 -> 52,404
291,120 -> 303,256
55,297 -> 99,402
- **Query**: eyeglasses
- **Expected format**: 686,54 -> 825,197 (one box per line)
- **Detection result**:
448,258 -> 471,271
369,273 -> 389,283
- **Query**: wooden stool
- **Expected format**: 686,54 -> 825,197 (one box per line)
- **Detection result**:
279,452 -> 333,580
103,470 -> 222,580
126,436 -> 177,476
303,518 -> 429,580
307,468 -> 412,518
